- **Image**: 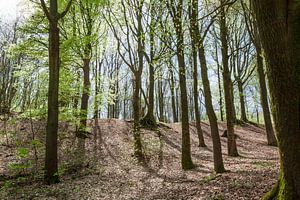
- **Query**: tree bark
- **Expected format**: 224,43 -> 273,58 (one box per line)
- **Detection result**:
220,2 -> 238,157
217,63 -> 224,121
256,46 -> 277,146
133,1 -> 145,161
237,78 -> 247,122
253,0 -> 300,199
189,1 -> 206,147
141,4 -> 156,127
158,72 -> 165,122
199,43 -> 225,173
169,0 -> 194,169
45,17 -> 60,184
168,64 -> 178,123
41,0 -> 72,184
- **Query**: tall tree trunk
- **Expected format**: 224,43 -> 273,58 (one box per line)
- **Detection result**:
41,0 -> 72,184
217,63 -> 224,121
45,17 -> 60,184
76,1 -> 93,165
176,87 -> 181,121
168,64 -> 178,122
220,3 -> 238,157
133,72 -> 143,160
256,46 -> 277,146
199,43 -> 225,173
114,70 -> 120,118
133,1 -> 145,161
170,0 -> 194,169
189,3 -> 206,147
253,0 -> 300,199
77,58 -> 91,165
158,70 -> 165,122
141,4 -> 156,127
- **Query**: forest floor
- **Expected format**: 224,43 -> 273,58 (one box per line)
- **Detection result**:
0,118 -> 279,200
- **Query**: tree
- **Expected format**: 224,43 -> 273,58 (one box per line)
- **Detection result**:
167,0 -> 194,170
140,0 -> 158,127
106,0 -> 145,161
241,1 -> 277,146
188,0 -> 206,147
190,0 -> 225,173
168,59 -> 178,123
0,20 -> 19,115
228,11 -> 255,123
66,0 -> 103,166
40,0 -> 72,184
219,0 -> 238,157
252,0 -> 300,199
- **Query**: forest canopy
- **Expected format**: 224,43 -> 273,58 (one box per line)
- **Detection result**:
0,0 -> 300,199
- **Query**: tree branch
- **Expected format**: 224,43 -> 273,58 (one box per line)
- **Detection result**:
59,0 -> 73,19
40,0 -> 51,21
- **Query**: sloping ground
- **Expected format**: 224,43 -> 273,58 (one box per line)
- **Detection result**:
0,119 -> 279,200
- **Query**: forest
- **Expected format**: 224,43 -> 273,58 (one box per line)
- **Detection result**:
0,0 -> 300,199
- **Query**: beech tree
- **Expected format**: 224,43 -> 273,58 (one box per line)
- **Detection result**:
241,1 -> 277,146
190,0 -> 225,173
167,0 -> 194,170
40,0 -> 72,184
1,0 -> 294,198
252,0 -> 300,199
219,0 -> 238,157
188,0 -> 206,147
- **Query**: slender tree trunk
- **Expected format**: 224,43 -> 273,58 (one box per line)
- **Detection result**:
168,65 -> 178,122
158,70 -> 165,122
199,43 -> 225,173
189,3 -> 206,147
141,4 -> 156,127
237,78 -> 247,122
256,46 -> 277,146
77,58 -> 91,164
220,3 -> 238,157
242,1 -> 277,146
217,63 -> 224,121
45,13 -> 60,185
94,54 -> 99,119
171,0 -> 194,169
133,72 -> 143,160
230,81 -> 237,123
133,1 -> 145,161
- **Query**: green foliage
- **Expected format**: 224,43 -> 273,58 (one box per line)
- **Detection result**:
30,139 -> 42,149
16,147 -> 29,159
20,108 -> 48,120
10,146 -> 32,173
8,161 -> 31,171
1,180 -> 13,191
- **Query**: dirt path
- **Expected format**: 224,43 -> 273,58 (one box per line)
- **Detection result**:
0,119 -> 279,199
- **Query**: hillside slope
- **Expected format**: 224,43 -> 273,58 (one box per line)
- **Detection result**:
0,119 -> 279,200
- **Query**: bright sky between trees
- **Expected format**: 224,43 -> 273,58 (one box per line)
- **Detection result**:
0,0 -> 31,21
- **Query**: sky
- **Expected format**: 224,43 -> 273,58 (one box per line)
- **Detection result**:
0,0 -> 31,21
